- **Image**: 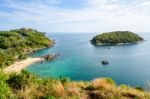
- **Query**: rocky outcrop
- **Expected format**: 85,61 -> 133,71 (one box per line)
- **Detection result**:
41,53 -> 59,61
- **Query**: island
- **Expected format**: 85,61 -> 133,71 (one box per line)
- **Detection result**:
0,28 -> 55,68
91,31 -> 144,46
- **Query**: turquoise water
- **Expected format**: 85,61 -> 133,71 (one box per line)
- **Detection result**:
27,33 -> 150,87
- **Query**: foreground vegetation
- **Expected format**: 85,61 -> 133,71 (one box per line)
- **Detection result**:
0,70 -> 149,99
0,28 -> 54,68
91,31 -> 143,46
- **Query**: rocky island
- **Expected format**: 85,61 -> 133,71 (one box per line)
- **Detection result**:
91,31 -> 144,46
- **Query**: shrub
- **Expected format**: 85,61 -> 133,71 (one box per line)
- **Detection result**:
0,81 -> 12,98
18,53 -> 27,60
7,74 -> 27,90
105,78 -> 115,85
7,71 -> 32,90
120,84 -> 129,88
60,77 -> 70,84
0,72 -> 12,99
135,86 -> 144,91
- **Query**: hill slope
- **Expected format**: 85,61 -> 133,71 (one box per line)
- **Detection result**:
0,28 -> 54,68
0,71 -> 149,99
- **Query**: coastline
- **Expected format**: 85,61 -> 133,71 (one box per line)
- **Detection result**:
92,40 -> 144,46
3,46 -> 55,74
4,57 -> 44,73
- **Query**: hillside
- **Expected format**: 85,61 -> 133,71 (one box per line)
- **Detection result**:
91,31 -> 143,46
0,70 -> 149,99
0,28 -> 54,68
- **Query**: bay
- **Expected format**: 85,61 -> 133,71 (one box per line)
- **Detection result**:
27,33 -> 150,87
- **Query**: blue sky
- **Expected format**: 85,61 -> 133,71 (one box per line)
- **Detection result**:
0,0 -> 150,33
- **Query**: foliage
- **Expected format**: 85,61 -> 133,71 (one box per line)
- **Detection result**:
7,70 -> 34,90
0,81 -> 12,99
0,72 -> 12,98
0,28 -> 54,68
105,77 -> 115,85
60,76 -> 71,84
0,71 -> 149,99
0,50 -> 15,68
91,31 -> 143,46
135,86 -> 144,91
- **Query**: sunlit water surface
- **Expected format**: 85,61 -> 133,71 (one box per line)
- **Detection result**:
27,33 -> 150,87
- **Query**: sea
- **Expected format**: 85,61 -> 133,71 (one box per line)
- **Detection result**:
27,33 -> 150,88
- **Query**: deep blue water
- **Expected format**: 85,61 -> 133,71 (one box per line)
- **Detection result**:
27,33 -> 150,87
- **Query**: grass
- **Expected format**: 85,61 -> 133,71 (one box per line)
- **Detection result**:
0,70 -> 150,99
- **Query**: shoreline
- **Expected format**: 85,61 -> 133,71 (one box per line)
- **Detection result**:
92,40 -> 144,46
4,57 -> 44,73
4,42 -> 55,74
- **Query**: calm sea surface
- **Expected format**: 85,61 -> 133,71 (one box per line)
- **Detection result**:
27,33 -> 150,87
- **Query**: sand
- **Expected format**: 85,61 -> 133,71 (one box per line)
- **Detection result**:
4,57 -> 44,73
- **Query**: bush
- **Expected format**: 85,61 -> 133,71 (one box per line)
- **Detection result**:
60,77 -> 70,84
7,71 -> 31,90
135,86 -> 144,91
18,53 -> 27,60
105,78 -> 115,85
120,84 -> 129,88
0,81 -> 12,98
0,73 -> 12,98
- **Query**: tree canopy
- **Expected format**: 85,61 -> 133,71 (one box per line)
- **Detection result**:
0,28 -> 54,68
91,31 -> 143,46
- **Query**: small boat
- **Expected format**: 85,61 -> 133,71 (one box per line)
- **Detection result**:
101,60 -> 109,65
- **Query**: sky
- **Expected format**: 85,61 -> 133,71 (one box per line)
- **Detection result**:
0,0 -> 150,33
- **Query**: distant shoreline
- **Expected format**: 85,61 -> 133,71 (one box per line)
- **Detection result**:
4,57 -> 44,73
92,40 -> 144,46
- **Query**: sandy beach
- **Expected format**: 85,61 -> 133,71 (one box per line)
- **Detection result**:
4,57 -> 44,73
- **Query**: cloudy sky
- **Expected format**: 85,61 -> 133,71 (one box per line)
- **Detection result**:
0,0 -> 150,33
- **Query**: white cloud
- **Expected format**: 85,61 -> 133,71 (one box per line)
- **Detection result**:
1,0 -> 150,32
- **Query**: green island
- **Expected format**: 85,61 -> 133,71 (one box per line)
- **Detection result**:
0,29 -> 149,99
0,28 -> 54,68
91,31 -> 144,46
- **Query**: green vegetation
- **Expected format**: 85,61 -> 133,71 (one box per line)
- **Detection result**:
0,70 -> 149,99
0,28 -> 54,68
91,31 -> 144,46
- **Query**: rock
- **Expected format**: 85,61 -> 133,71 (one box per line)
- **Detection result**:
41,53 -> 59,61
101,60 -> 109,65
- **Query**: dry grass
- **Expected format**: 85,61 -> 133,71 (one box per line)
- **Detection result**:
83,78 -> 150,99
118,85 -> 150,99
1,69 -> 149,99
52,81 -> 66,97
92,78 -> 116,91
9,75 -> 150,99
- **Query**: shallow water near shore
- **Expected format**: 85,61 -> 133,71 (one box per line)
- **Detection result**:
27,33 -> 150,87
